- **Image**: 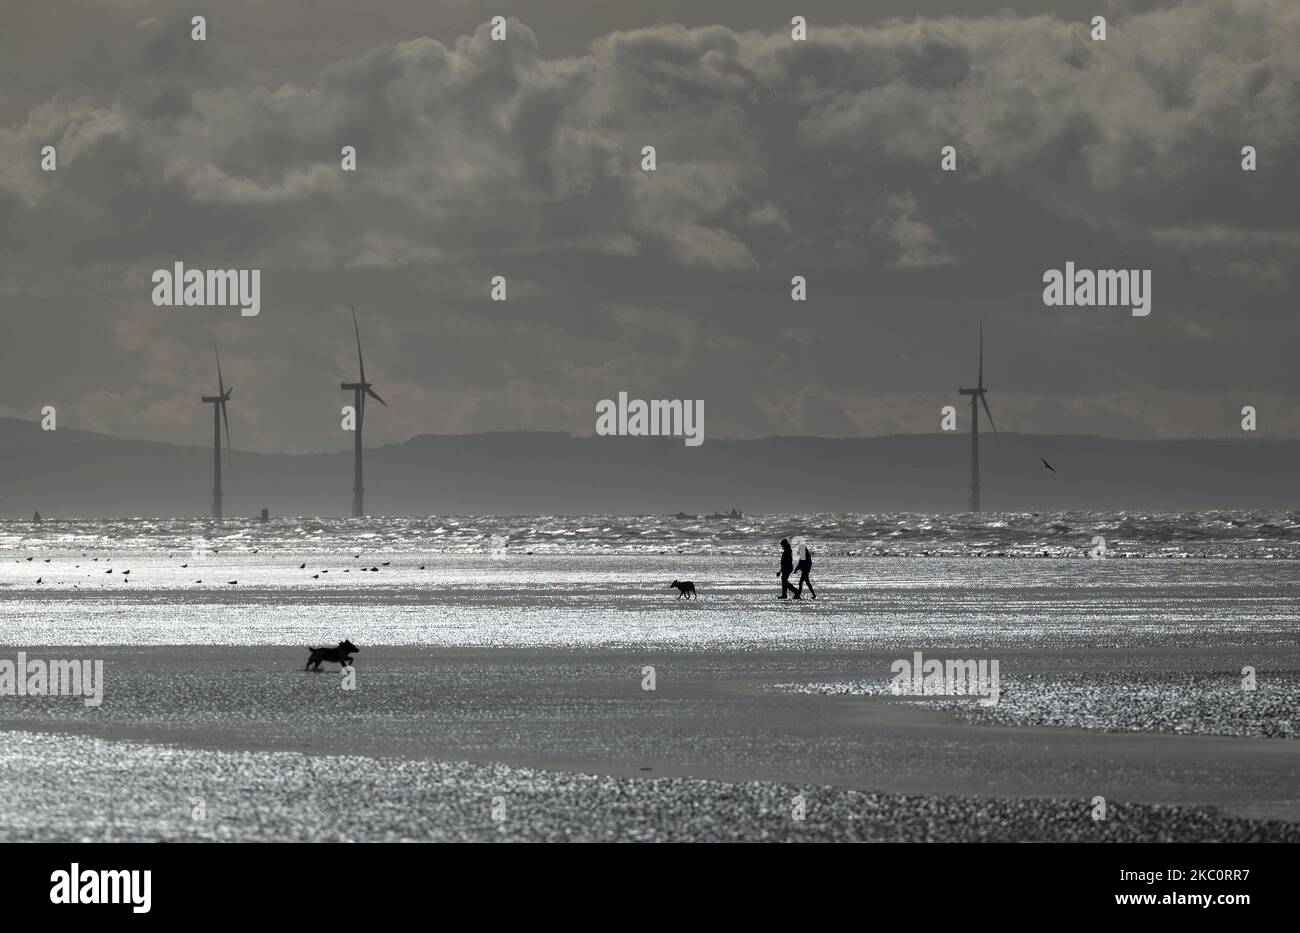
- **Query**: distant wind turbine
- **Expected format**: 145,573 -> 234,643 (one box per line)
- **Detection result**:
958,321 -> 999,512
201,345 -> 233,519
340,308 -> 387,517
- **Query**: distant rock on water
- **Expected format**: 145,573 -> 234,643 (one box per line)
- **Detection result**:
32,510 -> 42,523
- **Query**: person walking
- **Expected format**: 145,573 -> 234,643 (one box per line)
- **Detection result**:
778,538 -> 800,599
795,539 -> 816,599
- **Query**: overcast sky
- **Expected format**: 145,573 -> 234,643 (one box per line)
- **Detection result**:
1,0 -> 1296,453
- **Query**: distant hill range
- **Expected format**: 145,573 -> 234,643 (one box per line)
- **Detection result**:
0,417 -> 1293,517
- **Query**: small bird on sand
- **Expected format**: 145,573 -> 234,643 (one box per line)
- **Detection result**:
122,570 -> 130,576
36,577 -> 42,584
227,580 -> 237,585
419,565 -> 425,570
105,569 -> 112,574
25,557 -> 32,562
381,562 -> 390,566
312,574 -> 319,579
44,558 -> 50,563
1040,458 -> 1056,473
299,563 -> 306,569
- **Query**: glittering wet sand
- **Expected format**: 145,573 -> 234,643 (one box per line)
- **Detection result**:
2,644 -> 1298,835
2,551 -> 1298,840
2,552 -> 1298,650
1,730 -> 1296,843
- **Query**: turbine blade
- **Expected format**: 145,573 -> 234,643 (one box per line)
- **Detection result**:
980,393 -> 999,440
352,306 -> 366,385
977,320 -> 984,389
215,344 -> 225,398
221,400 -> 233,468
366,386 -> 388,408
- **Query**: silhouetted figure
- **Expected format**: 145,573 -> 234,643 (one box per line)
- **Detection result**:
778,538 -> 799,599
305,640 -> 359,671
796,541 -> 816,599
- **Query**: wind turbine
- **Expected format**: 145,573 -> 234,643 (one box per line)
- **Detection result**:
957,320 -> 999,512
201,345 -> 233,519
340,308 -> 387,517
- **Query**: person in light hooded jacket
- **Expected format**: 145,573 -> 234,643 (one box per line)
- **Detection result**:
795,539 -> 816,599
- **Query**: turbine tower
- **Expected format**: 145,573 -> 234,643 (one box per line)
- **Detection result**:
340,308 -> 387,517
201,345 -> 233,519
957,321 -> 999,512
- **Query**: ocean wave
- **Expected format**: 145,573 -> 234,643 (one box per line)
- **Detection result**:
2,511 -> 1300,558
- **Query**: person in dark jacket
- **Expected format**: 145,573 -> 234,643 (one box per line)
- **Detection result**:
778,538 -> 800,599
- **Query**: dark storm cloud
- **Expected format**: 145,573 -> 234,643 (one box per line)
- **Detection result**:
1,0 -> 1297,450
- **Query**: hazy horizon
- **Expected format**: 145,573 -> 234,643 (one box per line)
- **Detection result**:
3,413 -> 1293,457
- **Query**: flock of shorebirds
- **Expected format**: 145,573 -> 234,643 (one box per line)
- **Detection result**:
17,552 -> 428,587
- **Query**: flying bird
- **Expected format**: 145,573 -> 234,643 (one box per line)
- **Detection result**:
1041,458 -> 1056,473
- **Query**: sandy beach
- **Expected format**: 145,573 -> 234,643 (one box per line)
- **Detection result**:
2,544 -> 1297,841
1,642 -> 1297,840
